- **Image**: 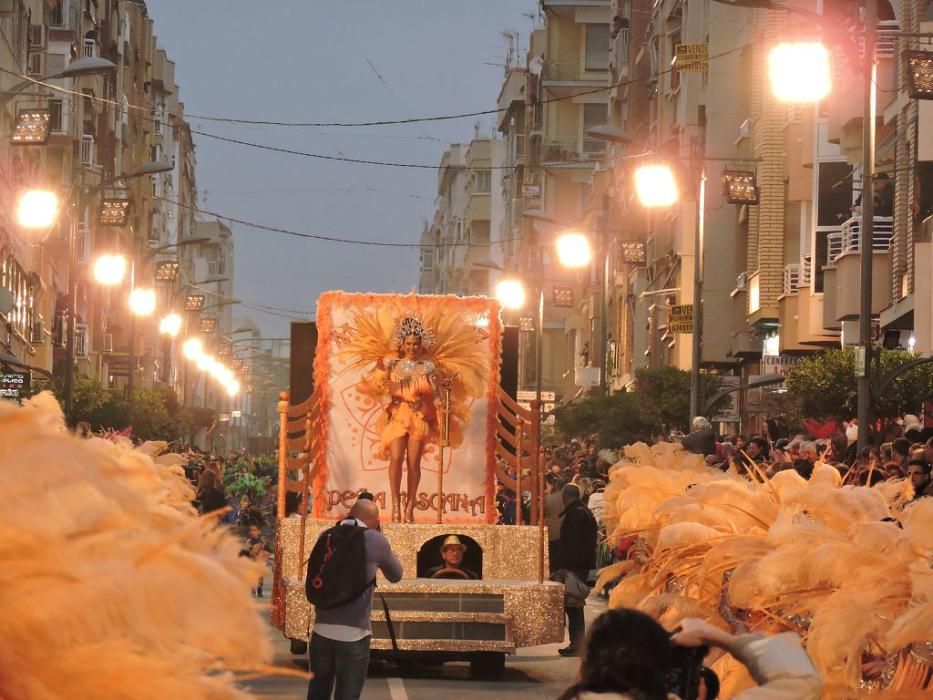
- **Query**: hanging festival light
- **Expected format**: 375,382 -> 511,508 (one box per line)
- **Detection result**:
722,169 -> 760,204
11,109 -> 51,145
905,50 -> 933,100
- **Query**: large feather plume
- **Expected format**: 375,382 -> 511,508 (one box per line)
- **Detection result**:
0,393 -> 274,700
599,439 -> 933,695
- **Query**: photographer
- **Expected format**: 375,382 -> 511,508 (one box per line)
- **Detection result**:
558,610 -> 821,700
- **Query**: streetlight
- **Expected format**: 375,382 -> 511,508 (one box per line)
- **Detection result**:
93,253 -> 128,286
159,312 -> 182,337
183,337 -> 204,360
495,278 -> 527,310
634,164 -> 679,208
555,231 -> 593,268
128,288 -> 156,317
635,160 -> 703,419
768,42 -> 832,103
16,189 -> 58,229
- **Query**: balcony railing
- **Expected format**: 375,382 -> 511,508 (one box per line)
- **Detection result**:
783,263 -> 801,296
800,254 -> 813,288
827,230 -> 843,266
840,215 -> 894,256
542,140 -> 586,163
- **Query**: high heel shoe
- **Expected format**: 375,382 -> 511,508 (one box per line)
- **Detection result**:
404,505 -> 415,523
391,499 -> 401,523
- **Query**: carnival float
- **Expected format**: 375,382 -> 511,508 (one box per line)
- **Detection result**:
271,292 -> 565,678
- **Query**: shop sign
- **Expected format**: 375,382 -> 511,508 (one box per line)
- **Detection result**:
0,371 -> 29,400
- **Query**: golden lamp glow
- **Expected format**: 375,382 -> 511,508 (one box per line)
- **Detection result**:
495,278 -> 527,310
634,164 -> 679,208
556,231 -> 592,268
196,354 -> 215,372
92,253 -> 128,286
768,42 -> 832,103
16,189 -> 59,229
159,312 -> 183,337
128,288 -> 157,317
225,380 -> 241,397
182,337 -> 204,360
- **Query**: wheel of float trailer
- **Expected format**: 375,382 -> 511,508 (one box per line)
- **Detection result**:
469,651 -> 505,680
289,638 -> 308,655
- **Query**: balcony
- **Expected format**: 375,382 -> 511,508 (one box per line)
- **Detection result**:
826,21 -> 900,148
780,257 -> 838,348
542,140 -> 594,167
821,215 -> 893,323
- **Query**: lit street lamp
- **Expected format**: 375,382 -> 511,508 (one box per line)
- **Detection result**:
16,189 -> 58,229
768,42 -> 832,103
128,288 -> 157,317
183,337 -> 204,360
634,161 -> 704,419
634,164 -> 679,208
92,254 -> 128,286
159,312 -> 183,337
555,231 -> 593,268
495,279 -> 527,311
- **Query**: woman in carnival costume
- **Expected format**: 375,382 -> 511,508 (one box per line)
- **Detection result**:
337,302 -> 489,523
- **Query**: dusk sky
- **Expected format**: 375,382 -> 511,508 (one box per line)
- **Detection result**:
145,0 -> 538,338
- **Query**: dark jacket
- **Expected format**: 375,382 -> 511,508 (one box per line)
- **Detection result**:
555,499 -> 598,578
682,427 -> 716,457
197,486 -> 228,515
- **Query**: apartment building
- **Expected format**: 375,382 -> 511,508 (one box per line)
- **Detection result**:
0,1 -> 60,384
420,137 -> 505,297
0,0 -> 203,410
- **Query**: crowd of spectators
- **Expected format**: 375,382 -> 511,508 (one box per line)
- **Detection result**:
681,415 -> 933,499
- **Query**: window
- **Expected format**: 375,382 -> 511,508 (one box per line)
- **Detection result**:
812,160 -> 852,292
149,144 -> 161,162
582,103 -> 608,154
48,99 -> 63,132
80,135 -> 94,166
421,249 -> 434,271
585,24 -> 611,71
49,0 -> 64,27
27,52 -> 42,75
29,24 -> 43,47
473,170 -> 491,193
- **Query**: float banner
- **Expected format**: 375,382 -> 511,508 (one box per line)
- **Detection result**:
313,292 -> 501,524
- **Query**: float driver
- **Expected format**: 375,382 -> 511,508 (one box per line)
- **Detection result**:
425,535 -> 479,579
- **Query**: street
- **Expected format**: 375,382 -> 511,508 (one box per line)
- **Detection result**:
243,596 -> 607,699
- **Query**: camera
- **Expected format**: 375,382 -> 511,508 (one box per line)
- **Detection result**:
667,644 -> 709,700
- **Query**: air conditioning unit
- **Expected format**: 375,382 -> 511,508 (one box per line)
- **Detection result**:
103,333 -> 113,353
30,321 -> 44,345
75,324 -> 89,358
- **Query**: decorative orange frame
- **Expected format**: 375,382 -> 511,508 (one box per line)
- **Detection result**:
312,292 -> 501,524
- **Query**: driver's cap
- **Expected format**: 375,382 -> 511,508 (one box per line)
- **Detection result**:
440,535 -> 466,552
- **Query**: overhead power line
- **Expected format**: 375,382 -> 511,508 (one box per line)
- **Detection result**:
154,194 -> 518,248
0,41 -> 750,134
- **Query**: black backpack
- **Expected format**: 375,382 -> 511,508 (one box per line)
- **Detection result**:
305,521 -> 374,610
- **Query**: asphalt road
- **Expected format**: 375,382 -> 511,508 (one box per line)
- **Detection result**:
241,596 -> 608,699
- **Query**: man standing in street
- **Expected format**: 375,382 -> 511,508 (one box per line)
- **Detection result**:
552,483 -> 598,657
306,499 -> 403,700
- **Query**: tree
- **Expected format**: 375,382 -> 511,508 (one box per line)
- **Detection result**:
784,348 -> 933,421
554,368 -> 727,447
555,391 -> 652,448
783,348 -> 857,420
